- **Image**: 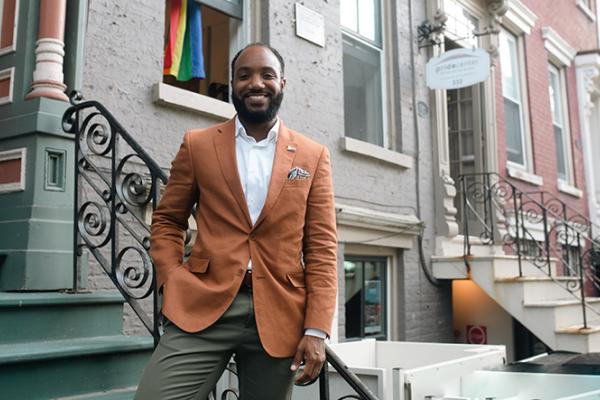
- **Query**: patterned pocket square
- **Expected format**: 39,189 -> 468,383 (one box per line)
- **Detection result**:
288,167 -> 311,180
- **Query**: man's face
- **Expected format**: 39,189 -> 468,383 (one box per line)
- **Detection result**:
231,46 -> 286,124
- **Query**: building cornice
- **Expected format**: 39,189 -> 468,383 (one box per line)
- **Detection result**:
542,26 -> 577,67
503,0 -> 537,35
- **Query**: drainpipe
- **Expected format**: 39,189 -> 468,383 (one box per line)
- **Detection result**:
26,0 -> 69,102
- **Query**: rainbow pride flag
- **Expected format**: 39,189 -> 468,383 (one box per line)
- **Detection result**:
164,0 -> 206,81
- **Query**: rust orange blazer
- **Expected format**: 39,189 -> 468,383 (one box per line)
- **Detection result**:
150,118 -> 338,358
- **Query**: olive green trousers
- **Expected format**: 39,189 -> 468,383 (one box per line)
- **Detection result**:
134,291 -> 295,400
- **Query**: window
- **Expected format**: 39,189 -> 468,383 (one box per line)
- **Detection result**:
163,0 -> 245,102
341,0 -> 385,147
500,29 -> 529,169
0,0 -> 18,55
344,257 -> 387,339
548,64 -> 572,182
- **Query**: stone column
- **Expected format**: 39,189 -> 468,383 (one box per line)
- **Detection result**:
25,0 -> 68,102
575,53 -> 600,237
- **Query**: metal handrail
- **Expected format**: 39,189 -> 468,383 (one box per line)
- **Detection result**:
62,92 -> 379,400
457,172 -> 600,330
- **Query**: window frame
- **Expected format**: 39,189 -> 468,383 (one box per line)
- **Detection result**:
341,0 -> 391,149
197,0 -> 242,20
541,26 -> 577,187
548,63 -> 574,184
0,0 -> 19,56
159,0 -> 253,117
499,27 -> 534,172
343,255 -> 389,340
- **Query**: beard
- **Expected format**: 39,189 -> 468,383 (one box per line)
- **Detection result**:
232,90 -> 284,124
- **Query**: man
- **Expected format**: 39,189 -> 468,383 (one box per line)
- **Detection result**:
135,43 -> 338,399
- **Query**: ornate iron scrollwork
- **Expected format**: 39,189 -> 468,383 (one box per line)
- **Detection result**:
458,172 -> 600,329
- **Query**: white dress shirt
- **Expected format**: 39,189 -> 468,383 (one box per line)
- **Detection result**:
234,117 -> 326,340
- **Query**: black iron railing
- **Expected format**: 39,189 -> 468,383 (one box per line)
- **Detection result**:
457,172 -> 600,329
62,92 -> 378,400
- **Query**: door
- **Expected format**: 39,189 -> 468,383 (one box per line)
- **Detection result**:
446,40 -> 486,234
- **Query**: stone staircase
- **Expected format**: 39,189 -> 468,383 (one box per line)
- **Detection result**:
0,291 -> 153,400
433,254 -> 600,353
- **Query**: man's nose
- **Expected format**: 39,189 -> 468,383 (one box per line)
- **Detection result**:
248,74 -> 265,89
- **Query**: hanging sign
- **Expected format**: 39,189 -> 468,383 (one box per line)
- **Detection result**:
426,48 -> 490,90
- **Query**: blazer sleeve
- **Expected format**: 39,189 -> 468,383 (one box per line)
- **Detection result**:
302,146 -> 338,336
150,132 -> 199,290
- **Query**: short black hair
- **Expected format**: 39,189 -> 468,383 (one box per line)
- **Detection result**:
230,43 -> 285,79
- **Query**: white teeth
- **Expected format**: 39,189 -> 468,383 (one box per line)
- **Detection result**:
247,94 -> 267,99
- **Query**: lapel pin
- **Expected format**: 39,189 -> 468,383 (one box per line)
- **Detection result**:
287,145 -> 296,153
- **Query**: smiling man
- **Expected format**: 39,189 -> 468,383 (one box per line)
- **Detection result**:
134,43 -> 338,400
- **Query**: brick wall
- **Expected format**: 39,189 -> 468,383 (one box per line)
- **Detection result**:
497,0 -> 597,214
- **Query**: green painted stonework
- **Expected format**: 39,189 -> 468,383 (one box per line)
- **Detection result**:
0,0 -> 88,290
0,128 -> 77,290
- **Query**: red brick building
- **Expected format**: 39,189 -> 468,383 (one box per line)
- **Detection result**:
427,0 -> 600,360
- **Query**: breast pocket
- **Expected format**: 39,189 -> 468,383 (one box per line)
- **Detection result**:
284,178 -> 312,189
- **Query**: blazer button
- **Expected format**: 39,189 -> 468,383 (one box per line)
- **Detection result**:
249,233 -> 256,240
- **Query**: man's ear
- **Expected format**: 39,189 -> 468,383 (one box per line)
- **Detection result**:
281,78 -> 287,90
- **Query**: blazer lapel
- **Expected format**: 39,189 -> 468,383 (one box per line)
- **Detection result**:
213,119 -> 253,228
253,121 -> 296,229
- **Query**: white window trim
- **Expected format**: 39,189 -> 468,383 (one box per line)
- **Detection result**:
0,67 -> 14,105
549,63 -> 575,185
0,0 -> 19,56
0,147 -> 26,193
501,28 -> 534,172
558,180 -> 583,198
542,26 -> 577,68
507,164 -> 544,186
336,203 -> 421,248
153,82 -> 235,121
342,136 -> 413,169
503,0 -> 538,35
576,0 -> 596,21
341,0 -> 391,149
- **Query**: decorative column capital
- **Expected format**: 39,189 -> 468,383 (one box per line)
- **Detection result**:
580,66 -> 600,118
483,0 -> 508,59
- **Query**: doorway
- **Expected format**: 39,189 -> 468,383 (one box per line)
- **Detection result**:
446,39 -> 486,233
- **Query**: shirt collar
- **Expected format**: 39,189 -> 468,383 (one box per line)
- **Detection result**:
235,116 -> 279,144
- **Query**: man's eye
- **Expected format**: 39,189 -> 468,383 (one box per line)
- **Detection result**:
263,73 -> 275,79
238,74 -> 249,80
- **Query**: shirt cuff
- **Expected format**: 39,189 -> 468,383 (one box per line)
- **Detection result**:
304,328 -> 327,339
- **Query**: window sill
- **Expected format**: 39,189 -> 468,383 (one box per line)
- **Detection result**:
506,165 -> 543,186
557,180 -> 583,198
341,137 -> 413,169
577,0 -> 596,21
152,82 -> 235,121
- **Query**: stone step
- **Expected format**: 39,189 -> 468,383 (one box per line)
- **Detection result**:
495,276 -> 583,302
0,291 -> 126,344
0,336 -> 153,400
555,321 -> 600,353
524,298 -> 600,329
432,255 -> 560,280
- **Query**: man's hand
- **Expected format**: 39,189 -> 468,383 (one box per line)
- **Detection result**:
290,335 -> 326,385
